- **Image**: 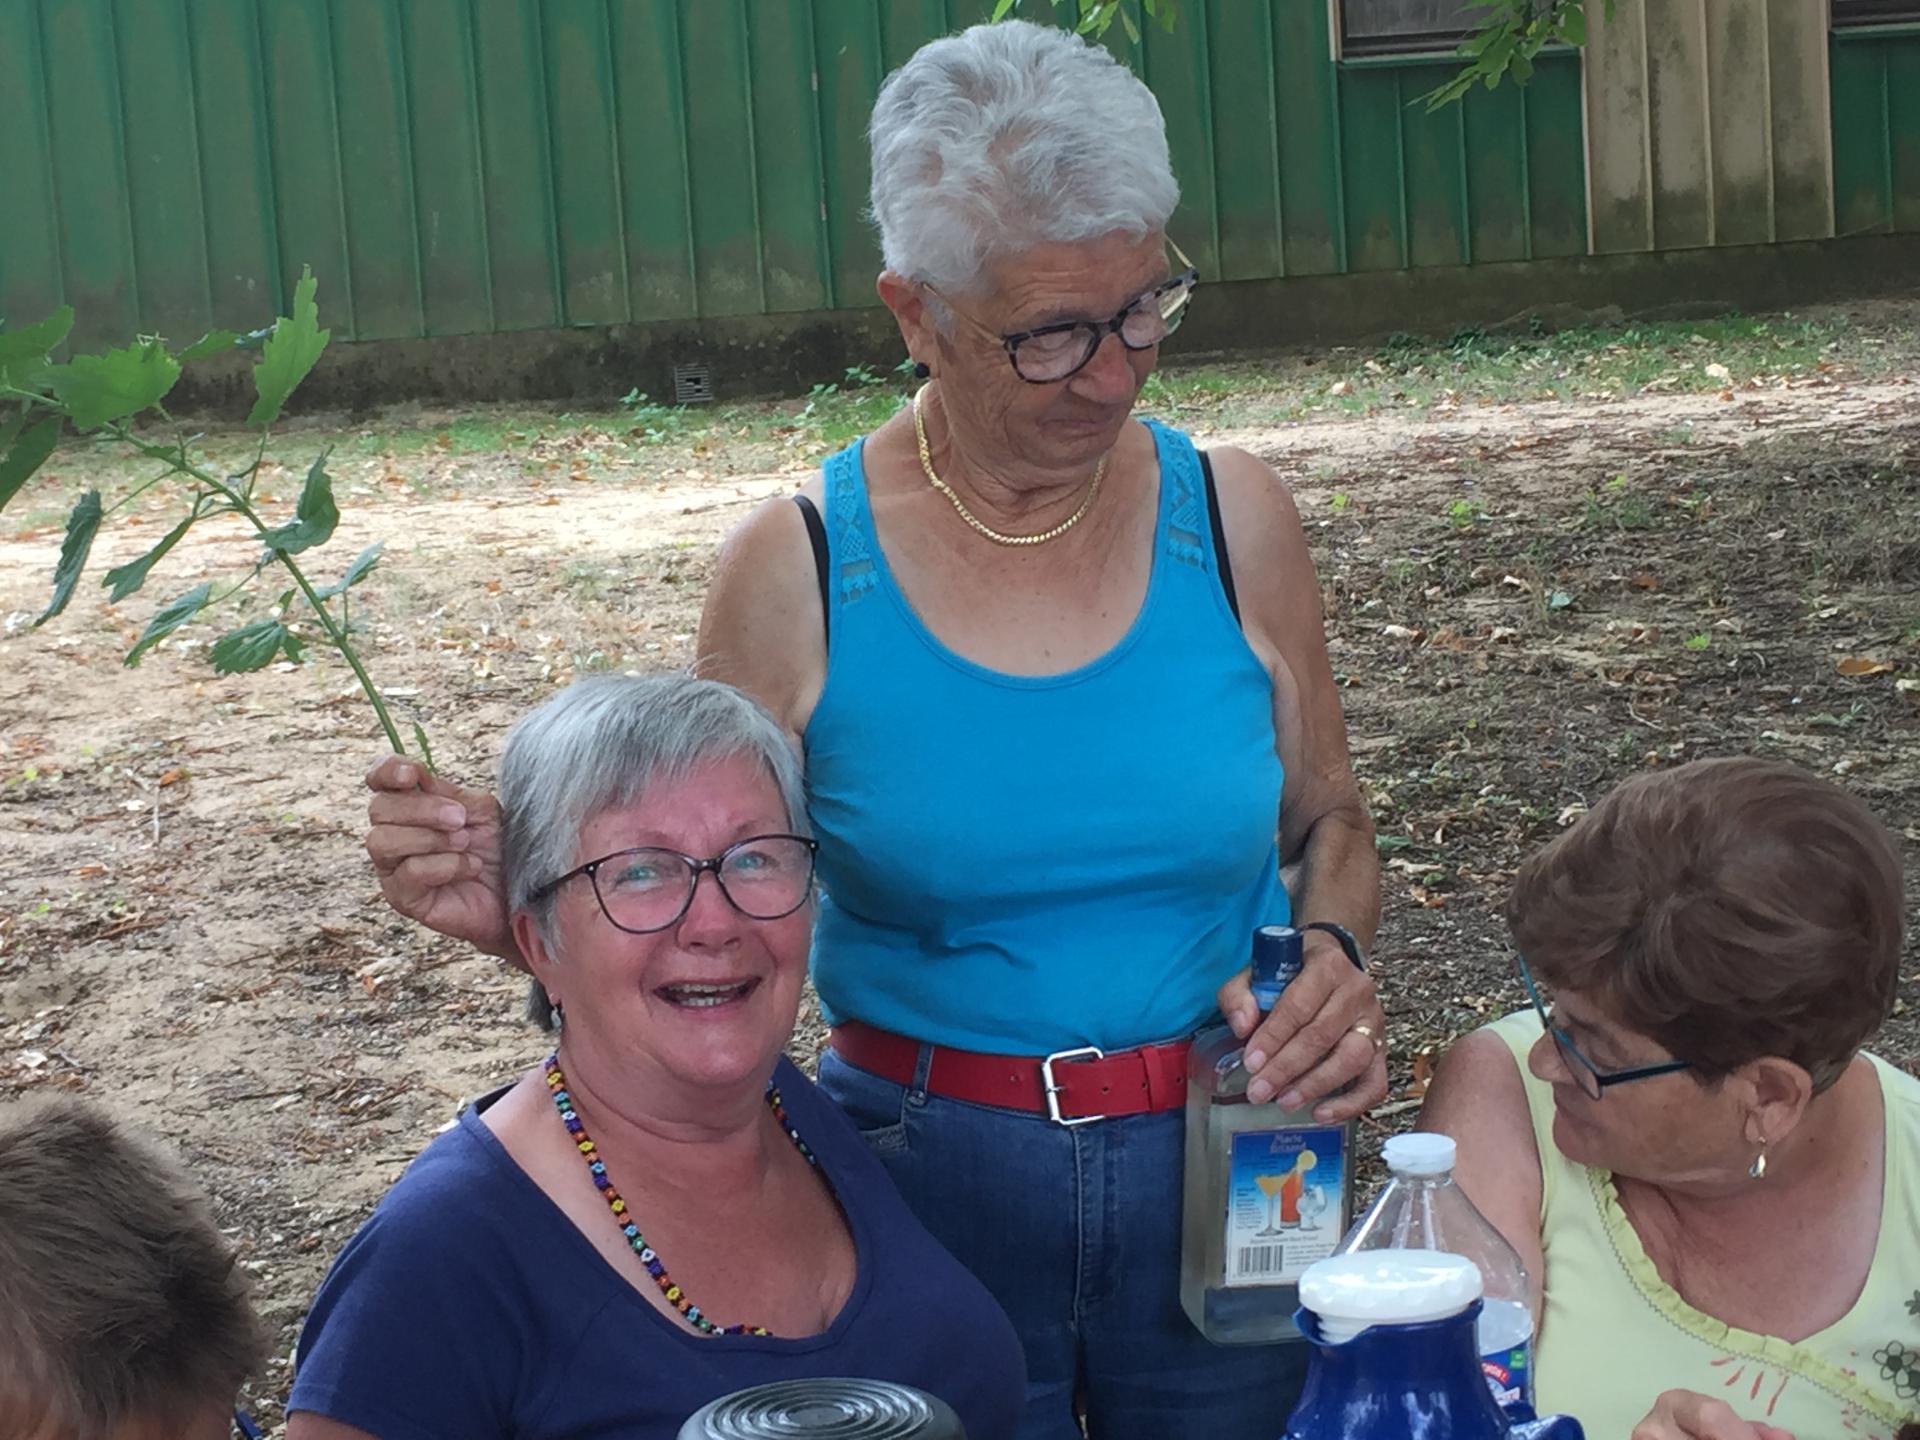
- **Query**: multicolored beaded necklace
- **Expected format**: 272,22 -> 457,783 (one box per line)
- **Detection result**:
544,1051 -> 817,1337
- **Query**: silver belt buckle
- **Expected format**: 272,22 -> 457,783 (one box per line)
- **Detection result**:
1040,1045 -> 1106,1127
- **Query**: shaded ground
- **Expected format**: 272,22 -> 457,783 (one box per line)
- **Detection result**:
2,301 -> 1917,1428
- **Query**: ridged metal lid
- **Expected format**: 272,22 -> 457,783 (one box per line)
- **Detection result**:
678,1380 -> 965,1440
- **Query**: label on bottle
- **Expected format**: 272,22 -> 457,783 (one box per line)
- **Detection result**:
1221,1125 -> 1345,1288
1481,1342 -> 1532,1413
1477,1298 -> 1533,1412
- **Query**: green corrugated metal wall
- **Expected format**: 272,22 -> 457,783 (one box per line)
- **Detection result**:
0,0 -> 1597,352
1831,28 -> 1920,238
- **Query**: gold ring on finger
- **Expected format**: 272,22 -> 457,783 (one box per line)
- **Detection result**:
1350,1021 -> 1385,1053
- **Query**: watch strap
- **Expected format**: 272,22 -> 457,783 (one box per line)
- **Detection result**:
1302,920 -> 1367,972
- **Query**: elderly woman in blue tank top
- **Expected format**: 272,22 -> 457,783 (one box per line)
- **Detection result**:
297,675 -> 1023,1440
364,20 -> 1383,1437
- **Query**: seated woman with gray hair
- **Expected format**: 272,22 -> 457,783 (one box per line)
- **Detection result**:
292,675 -> 1022,1440
1421,758 -> 1918,1440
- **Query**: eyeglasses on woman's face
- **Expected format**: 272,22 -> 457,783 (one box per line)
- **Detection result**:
929,237 -> 1200,384
531,834 -> 818,936
1514,952 -> 1692,1100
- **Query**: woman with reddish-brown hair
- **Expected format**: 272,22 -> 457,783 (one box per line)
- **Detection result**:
1423,757 -> 1917,1440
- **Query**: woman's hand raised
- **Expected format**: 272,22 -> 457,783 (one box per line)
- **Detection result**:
1630,1391 -> 1795,1440
363,756 -> 522,963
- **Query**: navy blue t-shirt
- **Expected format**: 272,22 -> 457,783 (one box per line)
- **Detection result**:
290,1058 -> 1024,1440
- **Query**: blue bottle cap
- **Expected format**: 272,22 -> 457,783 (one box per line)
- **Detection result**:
1250,925 -> 1304,1012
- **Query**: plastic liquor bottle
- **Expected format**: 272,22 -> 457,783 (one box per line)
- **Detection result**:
1339,1132 -> 1535,1415
1180,925 -> 1354,1344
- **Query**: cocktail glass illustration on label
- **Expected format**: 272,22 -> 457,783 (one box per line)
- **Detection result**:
1298,1183 -> 1327,1232
1278,1149 -> 1317,1228
1255,1172 -> 1287,1236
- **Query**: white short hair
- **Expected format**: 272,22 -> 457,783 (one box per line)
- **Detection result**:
869,19 -> 1180,295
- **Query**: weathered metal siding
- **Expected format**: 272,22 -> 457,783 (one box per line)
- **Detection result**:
1580,0 -> 1845,253
1831,26 -> 1920,238
1,0 -> 1587,353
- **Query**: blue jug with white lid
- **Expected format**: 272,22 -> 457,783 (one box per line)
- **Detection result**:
1284,1251 -> 1584,1440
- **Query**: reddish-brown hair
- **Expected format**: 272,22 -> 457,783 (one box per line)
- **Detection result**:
1507,757 -> 1906,1091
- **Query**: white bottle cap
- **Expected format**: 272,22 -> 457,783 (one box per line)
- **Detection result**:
1299,1249 -> 1482,1344
1381,1131 -> 1458,1176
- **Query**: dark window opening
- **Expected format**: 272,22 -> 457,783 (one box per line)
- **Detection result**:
1341,0 -> 1485,57
1832,0 -> 1920,24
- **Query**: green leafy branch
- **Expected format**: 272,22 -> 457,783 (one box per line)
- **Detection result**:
989,0 -> 1178,45
1420,0 -> 1615,110
988,0 -> 1606,111
0,268 -> 431,766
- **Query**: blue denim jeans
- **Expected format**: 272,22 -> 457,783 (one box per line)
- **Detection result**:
818,1047 -> 1309,1440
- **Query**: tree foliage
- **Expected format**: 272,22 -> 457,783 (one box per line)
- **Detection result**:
990,0 -> 1178,45
1419,0 -> 1616,111
987,0 -> 1612,112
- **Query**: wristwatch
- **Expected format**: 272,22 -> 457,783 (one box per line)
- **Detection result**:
1302,921 -> 1367,973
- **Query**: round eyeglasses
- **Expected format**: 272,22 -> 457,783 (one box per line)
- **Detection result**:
929,239 -> 1200,384
531,834 -> 818,936
1514,952 -> 1691,1100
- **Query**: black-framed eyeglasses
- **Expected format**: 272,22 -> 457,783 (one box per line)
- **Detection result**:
1514,952 -> 1692,1100
929,238 -> 1200,384
531,834 -> 819,936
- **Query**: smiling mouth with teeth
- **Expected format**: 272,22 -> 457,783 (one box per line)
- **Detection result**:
657,979 -> 758,1009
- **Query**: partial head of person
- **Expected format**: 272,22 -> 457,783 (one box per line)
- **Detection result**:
870,19 -> 1189,470
0,1099 -> 266,1440
499,673 -> 814,1090
1505,755 -> 1906,1181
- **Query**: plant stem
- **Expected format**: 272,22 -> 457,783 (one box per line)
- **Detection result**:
276,547 -> 409,756
104,468 -> 197,518
207,555 -> 272,609
110,423 -> 411,757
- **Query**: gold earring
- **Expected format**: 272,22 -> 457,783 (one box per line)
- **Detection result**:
1748,1139 -> 1767,1180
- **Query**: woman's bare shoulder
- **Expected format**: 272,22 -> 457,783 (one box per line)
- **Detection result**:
695,489 -> 828,737
1421,1024 -> 1547,1304
1197,443 -> 1303,539
1424,1026 -> 1534,1123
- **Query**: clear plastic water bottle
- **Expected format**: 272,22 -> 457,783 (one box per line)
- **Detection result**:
1339,1132 -> 1535,1415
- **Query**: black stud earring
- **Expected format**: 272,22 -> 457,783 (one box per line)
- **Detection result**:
912,360 -> 931,380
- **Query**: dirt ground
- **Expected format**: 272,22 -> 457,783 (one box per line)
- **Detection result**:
3,304 -> 1918,1427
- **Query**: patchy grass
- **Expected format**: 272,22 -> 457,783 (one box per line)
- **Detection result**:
1144,306 -> 1914,427
13,303 -> 1915,533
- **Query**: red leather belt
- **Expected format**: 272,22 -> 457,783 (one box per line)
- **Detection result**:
828,1020 -> 1191,1125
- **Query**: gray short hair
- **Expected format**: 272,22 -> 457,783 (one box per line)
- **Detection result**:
0,1100 -> 266,1438
500,673 -> 806,973
869,19 -> 1180,296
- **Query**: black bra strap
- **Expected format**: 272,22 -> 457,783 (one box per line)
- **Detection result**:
793,494 -> 830,646
1199,451 -> 1241,626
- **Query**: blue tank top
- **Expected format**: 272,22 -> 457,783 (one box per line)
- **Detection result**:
804,420 -> 1288,1055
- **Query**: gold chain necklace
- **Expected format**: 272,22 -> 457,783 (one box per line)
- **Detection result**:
912,388 -> 1107,547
